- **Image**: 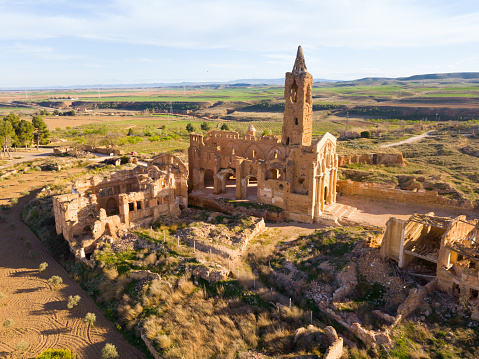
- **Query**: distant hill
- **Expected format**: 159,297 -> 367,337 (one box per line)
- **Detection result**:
3,72 -> 479,91
397,72 -> 479,81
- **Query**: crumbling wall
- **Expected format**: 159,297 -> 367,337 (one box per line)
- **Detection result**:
380,217 -> 406,263
323,326 -> 343,359
338,180 -> 474,211
338,153 -> 405,166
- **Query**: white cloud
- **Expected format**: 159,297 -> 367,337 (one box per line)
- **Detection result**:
1,0 -> 478,51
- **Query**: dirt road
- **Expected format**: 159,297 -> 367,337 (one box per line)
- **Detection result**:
0,193 -> 146,358
380,130 -> 433,148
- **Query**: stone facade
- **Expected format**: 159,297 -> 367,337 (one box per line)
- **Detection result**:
188,46 -> 338,223
52,154 -> 188,256
381,213 -> 479,302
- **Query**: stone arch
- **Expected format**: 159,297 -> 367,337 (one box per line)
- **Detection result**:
215,168 -> 236,194
266,146 -> 285,161
244,144 -> 265,160
241,174 -> 258,200
105,197 -> 119,216
265,162 -> 286,180
226,143 -> 242,159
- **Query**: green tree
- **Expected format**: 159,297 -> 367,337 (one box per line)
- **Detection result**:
360,130 -> 371,139
0,119 -> 16,154
3,113 -> 20,130
32,115 -> 50,145
16,120 -> 35,148
53,110 -> 60,116
186,123 -> 194,132
200,122 -> 211,131
220,123 -> 230,131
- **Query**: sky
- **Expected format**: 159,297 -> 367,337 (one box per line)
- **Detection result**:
1,0 -> 479,88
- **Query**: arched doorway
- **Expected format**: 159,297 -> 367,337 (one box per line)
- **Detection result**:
242,175 -> 258,201
324,186 -> 328,203
105,197 -> 119,216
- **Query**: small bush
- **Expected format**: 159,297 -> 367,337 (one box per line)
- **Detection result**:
101,343 -> 118,359
20,191 -> 30,196
35,348 -> 73,359
39,262 -> 48,272
3,318 -> 13,328
67,295 -> 81,309
83,312 -> 96,325
0,291 -> 5,300
29,250 -> 36,259
16,340 -> 29,353
10,198 -> 18,205
47,275 -> 63,288
360,130 -> 371,139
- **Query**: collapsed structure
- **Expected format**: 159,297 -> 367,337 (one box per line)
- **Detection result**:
382,213 -> 479,300
52,154 -> 188,256
188,46 -> 338,223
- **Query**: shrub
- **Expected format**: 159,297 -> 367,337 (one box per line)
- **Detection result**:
35,348 -> 73,359
39,262 -> 48,272
360,130 -> 371,139
16,340 -> 29,353
220,123 -> 230,131
186,123 -> 194,132
0,291 -> 5,300
83,312 -> 96,325
101,343 -> 118,359
3,318 -> 13,328
47,275 -> 63,288
20,191 -> 30,196
200,122 -> 211,131
67,295 -> 81,309
10,198 -> 18,205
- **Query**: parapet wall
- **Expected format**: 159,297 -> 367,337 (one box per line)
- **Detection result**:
338,180 -> 474,211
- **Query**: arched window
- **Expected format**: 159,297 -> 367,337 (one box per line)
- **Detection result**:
274,151 -> 278,159
252,149 -> 257,158
231,148 -> 235,156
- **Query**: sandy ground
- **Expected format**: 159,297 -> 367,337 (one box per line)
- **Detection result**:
0,192 -> 146,358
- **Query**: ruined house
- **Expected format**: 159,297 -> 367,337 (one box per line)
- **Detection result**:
188,46 -> 338,223
381,213 -> 479,301
52,154 -> 188,256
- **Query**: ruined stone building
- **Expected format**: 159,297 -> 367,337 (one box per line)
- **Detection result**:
53,154 -> 188,256
188,46 -> 338,223
382,213 -> 479,301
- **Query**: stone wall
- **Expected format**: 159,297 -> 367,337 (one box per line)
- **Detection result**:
53,154 -> 188,257
338,153 -> 405,167
338,180 -> 474,211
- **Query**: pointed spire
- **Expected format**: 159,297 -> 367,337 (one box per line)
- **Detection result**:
292,45 -> 307,74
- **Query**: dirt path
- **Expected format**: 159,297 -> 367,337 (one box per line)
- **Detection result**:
338,195 -> 477,228
0,194 -> 146,358
380,130 -> 433,148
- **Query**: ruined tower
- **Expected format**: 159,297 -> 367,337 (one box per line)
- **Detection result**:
281,46 -> 313,146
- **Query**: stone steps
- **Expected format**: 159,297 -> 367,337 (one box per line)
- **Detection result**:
322,203 -> 357,221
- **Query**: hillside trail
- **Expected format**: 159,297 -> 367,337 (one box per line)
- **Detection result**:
380,130 -> 433,148
0,192 -> 146,358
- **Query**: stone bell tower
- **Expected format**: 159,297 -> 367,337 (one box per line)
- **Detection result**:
281,46 -> 313,146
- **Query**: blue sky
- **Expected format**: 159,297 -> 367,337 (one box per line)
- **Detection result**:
1,0 -> 479,87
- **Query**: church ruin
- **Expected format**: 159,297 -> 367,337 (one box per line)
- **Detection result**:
52,154 -> 188,256
188,46 -> 338,223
